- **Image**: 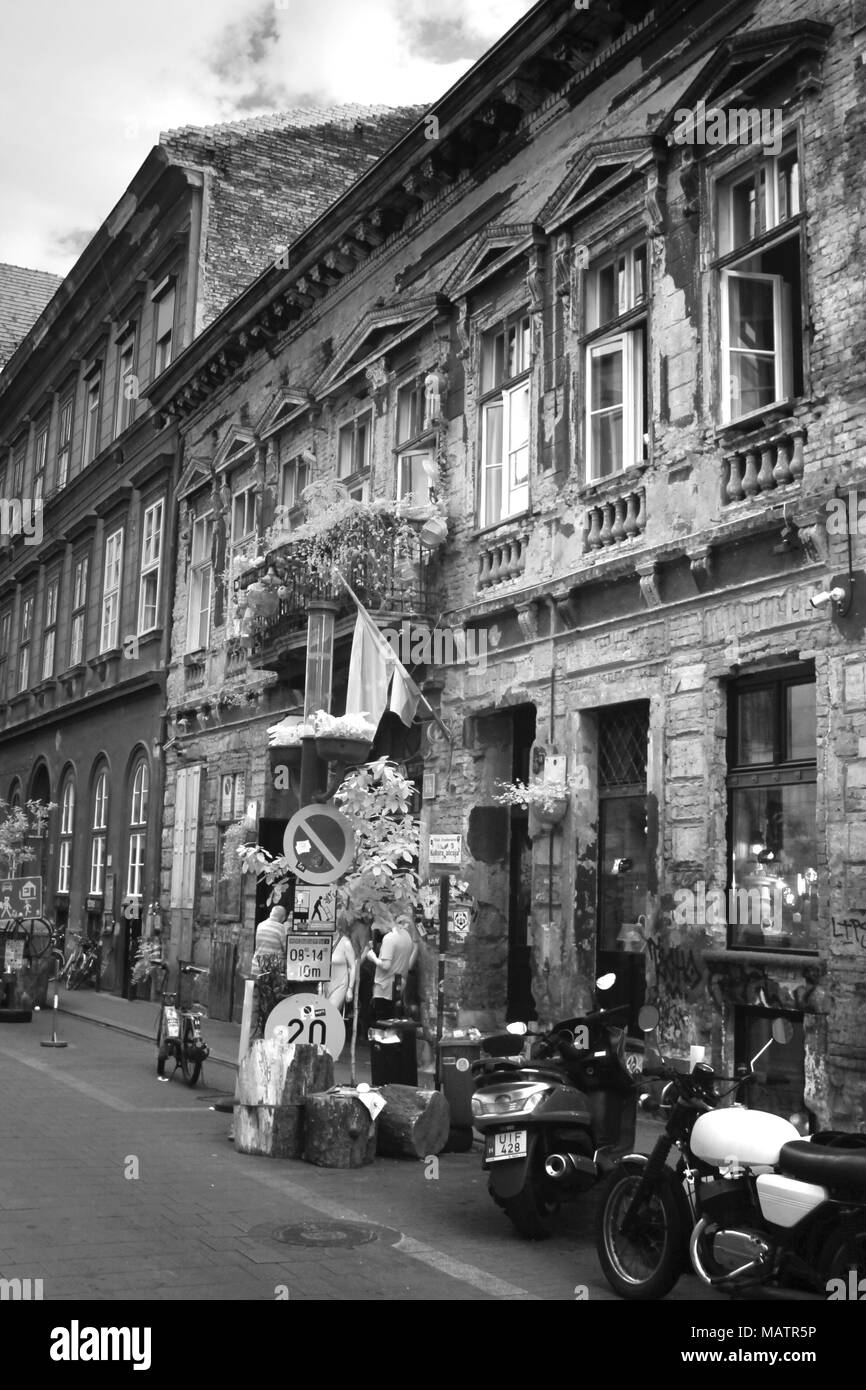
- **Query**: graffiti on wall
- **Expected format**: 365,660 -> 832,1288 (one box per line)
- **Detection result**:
831,914 -> 866,949
645,937 -> 708,1043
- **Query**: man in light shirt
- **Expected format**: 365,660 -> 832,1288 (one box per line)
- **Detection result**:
366,912 -> 418,1020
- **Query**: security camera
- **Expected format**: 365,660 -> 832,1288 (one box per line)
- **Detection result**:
809,587 -> 846,609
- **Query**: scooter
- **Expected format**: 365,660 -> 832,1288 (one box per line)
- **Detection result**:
471,975 -> 646,1238
595,1009 -> 866,1299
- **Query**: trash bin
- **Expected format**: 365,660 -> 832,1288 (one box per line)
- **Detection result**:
368,1019 -> 418,1087
438,1034 -> 484,1152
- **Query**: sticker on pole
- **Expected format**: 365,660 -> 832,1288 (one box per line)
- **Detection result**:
283,806 -> 355,885
265,993 -> 346,1060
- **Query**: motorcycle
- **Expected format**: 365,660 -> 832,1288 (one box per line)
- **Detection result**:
470,975 -> 646,1239
595,1010 -> 866,1299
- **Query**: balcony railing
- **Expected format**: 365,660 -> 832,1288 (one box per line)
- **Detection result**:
476,526 -> 531,589
723,424 -> 805,504
584,486 -> 646,550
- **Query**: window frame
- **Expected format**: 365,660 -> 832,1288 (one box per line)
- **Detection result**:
58,775 -> 75,895
100,528 -> 124,653
69,553 -> 89,667
337,410 -> 372,484
90,768 -> 109,896
230,485 -> 257,560
137,499 -> 164,636
83,374 -> 101,466
42,575 -> 59,681
395,378 -> 436,505
186,512 -> 214,653
152,279 -> 176,376
478,311 -> 532,528
127,760 -> 149,899
56,393 -> 74,491
115,327 -> 137,438
33,420 -> 49,502
18,593 -> 34,691
0,608 -> 11,700
583,242 -> 648,483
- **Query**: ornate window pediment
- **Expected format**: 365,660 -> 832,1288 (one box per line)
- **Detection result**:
254,390 -> 311,439
213,426 -> 256,474
541,138 -> 653,234
654,21 -> 832,149
314,296 -> 447,399
444,224 -> 539,299
177,458 -> 213,500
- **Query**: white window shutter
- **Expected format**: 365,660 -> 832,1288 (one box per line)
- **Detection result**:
181,765 -> 201,909
169,768 -> 188,909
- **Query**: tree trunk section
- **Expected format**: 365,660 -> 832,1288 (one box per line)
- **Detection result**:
376,1084 -> 450,1159
237,1039 -> 333,1106
304,1092 -> 377,1168
234,1103 -> 305,1159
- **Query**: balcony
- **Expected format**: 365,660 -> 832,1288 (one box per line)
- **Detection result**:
584,485 -> 647,551
476,523 -> 531,590
236,530 -> 437,665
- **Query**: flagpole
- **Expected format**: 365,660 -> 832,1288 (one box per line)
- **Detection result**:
332,566 -> 454,745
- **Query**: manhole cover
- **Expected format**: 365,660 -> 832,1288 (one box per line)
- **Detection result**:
248,1220 -> 398,1249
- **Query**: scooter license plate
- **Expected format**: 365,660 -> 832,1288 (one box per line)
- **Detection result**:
486,1129 -> 528,1161
164,1008 -> 180,1039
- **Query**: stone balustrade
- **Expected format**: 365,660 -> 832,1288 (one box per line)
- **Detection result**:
723,425 -> 805,503
584,487 -> 646,550
476,528 -> 530,589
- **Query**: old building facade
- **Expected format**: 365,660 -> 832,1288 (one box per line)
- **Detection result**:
148,0 -> 866,1126
0,106 -> 418,995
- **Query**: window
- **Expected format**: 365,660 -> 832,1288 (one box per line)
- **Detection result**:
42,577 -> 58,680
279,454 -> 310,514
396,380 -> 435,504
137,500 -> 163,634
717,143 -> 802,424
220,772 -> 247,820
479,313 -> 531,525
58,776 -> 75,894
12,441 -> 25,494
153,282 -> 176,375
585,244 -> 647,481
338,412 -> 371,481
186,513 -> 213,652
727,671 -> 817,951
115,329 -> 137,437
231,486 -> 257,560
33,423 -> 48,501
100,528 -> 123,652
127,761 -> 149,898
90,769 -> 108,895
597,702 -> 650,1035
70,554 -> 89,666
84,375 -> 101,465
18,594 -> 34,691
0,609 -> 10,699
56,394 -> 74,490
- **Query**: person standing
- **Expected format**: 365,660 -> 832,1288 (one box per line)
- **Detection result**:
251,904 -> 288,977
365,913 -> 418,1021
326,917 -> 357,1015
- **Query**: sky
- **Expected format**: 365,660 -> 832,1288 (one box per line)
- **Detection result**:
0,0 -> 536,276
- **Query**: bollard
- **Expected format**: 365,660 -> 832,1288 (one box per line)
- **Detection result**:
40,992 -> 68,1048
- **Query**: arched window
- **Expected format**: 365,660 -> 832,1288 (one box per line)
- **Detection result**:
90,769 -> 108,894
9,779 -> 21,808
58,775 -> 75,894
127,761 -> 149,898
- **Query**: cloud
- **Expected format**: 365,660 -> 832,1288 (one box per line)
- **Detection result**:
205,2 -> 291,112
50,227 -> 96,258
392,0 -> 534,65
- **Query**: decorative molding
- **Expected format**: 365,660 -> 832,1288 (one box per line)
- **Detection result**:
644,162 -> 666,236
516,601 -> 540,643
688,545 -> 714,591
553,234 -> 572,300
637,561 -> 662,608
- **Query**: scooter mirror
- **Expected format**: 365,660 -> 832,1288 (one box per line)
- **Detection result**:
596,972 -> 617,992
771,1017 -> 794,1046
637,1004 -> 660,1033
506,1021 -> 528,1035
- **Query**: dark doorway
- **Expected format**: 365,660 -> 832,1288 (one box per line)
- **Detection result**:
506,704 -> 537,1022
596,703 -> 649,1032
255,818 -> 293,923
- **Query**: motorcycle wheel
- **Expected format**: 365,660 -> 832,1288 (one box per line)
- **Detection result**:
596,1166 -> 682,1299
497,1180 -> 559,1240
818,1215 -> 866,1285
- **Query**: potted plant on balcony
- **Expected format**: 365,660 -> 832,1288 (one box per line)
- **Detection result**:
267,717 -> 313,769
312,709 -> 377,765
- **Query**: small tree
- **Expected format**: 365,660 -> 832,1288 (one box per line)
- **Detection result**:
0,799 -> 55,878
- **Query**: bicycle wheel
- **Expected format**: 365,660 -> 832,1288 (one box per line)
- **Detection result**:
179,1019 -> 202,1087
156,1016 -> 171,1078
27,918 -> 53,958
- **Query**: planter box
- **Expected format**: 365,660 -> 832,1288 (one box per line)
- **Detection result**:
315,735 -> 372,765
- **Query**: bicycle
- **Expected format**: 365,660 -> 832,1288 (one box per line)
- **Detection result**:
155,962 -> 210,1086
53,931 -> 83,985
66,936 -> 100,990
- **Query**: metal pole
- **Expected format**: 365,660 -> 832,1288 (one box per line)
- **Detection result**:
434,872 -> 449,1089
299,601 -> 338,807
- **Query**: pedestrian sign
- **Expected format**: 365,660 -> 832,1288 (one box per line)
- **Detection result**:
0,876 -> 43,919
292,886 -> 337,932
283,806 -> 355,885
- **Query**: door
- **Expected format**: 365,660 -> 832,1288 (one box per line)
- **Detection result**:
506,704 -> 537,1022
209,940 -> 237,1021
596,704 -> 649,1032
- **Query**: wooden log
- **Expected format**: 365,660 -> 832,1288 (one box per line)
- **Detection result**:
304,1092 -> 377,1168
234,1103 -> 305,1159
376,1084 -> 451,1159
237,1039 -> 333,1107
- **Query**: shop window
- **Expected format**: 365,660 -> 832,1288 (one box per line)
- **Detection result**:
727,671 -> 817,951
479,313 -> 530,526
597,703 -> 650,1031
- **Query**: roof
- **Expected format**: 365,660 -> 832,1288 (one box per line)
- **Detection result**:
0,263 -> 64,371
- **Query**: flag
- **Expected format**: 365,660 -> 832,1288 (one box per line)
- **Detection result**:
345,605 -> 395,723
388,660 -> 422,728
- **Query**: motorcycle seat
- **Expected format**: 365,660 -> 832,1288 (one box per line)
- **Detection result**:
779,1140 -> 866,1189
